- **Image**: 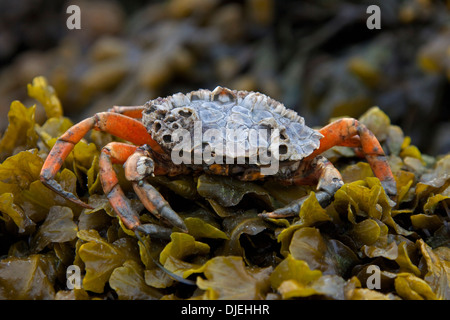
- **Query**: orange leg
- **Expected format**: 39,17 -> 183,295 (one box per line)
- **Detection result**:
306,118 -> 397,198
321,135 -> 364,158
108,105 -> 146,119
99,142 -> 173,237
40,112 -> 163,208
336,136 -> 360,148
100,142 -> 140,230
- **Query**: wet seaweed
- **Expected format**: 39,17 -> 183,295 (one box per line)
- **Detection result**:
0,77 -> 448,300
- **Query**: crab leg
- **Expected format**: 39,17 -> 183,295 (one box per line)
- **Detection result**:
262,156 -> 343,218
40,112 -> 163,208
336,136 -> 360,148
306,118 -> 397,198
124,147 -> 187,232
108,105 -> 146,119
99,142 -> 173,237
99,142 -> 140,230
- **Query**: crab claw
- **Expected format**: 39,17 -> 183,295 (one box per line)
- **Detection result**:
132,180 -> 187,232
124,148 -> 188,232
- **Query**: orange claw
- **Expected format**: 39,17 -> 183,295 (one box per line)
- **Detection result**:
99,142 -> 183,234
124,148 -> 187,231
40,112 -> 163,208
307,118 -> 397,198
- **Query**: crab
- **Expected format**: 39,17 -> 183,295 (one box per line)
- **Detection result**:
40,86 -> 397,237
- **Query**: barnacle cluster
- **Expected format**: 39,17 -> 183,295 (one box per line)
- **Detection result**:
0,77 -> 448,300
143,86 -> 322,162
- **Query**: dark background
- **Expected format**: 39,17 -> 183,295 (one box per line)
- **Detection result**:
0,0 -> 449,155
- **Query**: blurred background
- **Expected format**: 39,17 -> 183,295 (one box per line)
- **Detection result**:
0,0 -> 448,155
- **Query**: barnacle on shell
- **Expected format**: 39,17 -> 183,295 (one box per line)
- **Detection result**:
143,87 -> 323,163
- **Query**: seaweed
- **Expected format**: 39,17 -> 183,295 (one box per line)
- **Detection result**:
0,76 -> 448,300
